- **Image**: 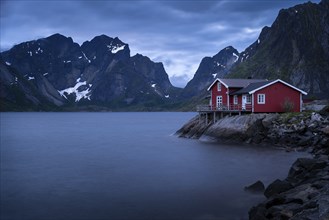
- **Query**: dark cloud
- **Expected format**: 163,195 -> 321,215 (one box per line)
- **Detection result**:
0,0 -> 320,87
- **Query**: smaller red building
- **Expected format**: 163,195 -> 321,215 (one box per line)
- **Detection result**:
206,78 -> 307,113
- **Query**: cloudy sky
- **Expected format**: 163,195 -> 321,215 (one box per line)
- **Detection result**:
0,0 -> 320,87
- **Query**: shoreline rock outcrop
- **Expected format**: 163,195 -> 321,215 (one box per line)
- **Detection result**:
176,105 -> 329,219
176,111 -> 329,150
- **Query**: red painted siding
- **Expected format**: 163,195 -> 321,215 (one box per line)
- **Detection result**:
253,82 -> 301,112
211,82 -> 228,107
228,88 -> 240,105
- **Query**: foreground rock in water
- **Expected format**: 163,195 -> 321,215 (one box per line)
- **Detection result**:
249,156 -> 329,220
176,106 -> 329,219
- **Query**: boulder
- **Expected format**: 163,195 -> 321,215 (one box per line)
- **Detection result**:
262,114 -> 279,128
264,179 -> 293,198
245,180 -> 265,193
311,112 -> 324,123
321,126 -> 329,135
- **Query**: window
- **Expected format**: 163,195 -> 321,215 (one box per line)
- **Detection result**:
246,95 -> 252,104
217,82 -> 221,91
233,95 -> 238,104
216,96 -> 222,108
258,94 -> 265,104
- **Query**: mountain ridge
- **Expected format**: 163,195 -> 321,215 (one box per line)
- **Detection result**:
0,33 -> 181,111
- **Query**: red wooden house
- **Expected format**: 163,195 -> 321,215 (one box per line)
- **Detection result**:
204,78 -> 307,113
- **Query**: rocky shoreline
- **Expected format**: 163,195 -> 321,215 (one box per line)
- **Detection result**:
176,105 -> 329,219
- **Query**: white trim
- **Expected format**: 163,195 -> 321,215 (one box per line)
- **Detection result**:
257,94 -> 265,104
300,93 -> 302,112
242,95 -> 247,110
217,82 -> 221,91
207,78 -> 229,91
252,94 -> 254,112
248,79 -> 308,95
216,96 -> 223,108
246,94 -> 252,104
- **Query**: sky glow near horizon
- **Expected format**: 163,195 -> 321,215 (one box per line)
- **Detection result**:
0,0 -> 320,88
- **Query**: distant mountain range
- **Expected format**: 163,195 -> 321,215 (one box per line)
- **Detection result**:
1,34 -> 181,111
1,0 -> 328,111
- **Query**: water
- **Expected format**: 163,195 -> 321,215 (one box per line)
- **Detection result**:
0,112 -> 308,220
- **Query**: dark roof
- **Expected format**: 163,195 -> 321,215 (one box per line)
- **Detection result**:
231,81 -> 274,95
220,78 -> 267,88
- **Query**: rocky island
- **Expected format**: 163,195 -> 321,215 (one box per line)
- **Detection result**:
176,104 -> 329,219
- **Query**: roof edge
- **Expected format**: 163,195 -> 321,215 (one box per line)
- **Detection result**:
248,79 -> 308,95
207,78 -> 229,91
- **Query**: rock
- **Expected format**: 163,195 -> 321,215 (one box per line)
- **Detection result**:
288,158 -> 328,184
264,179 -> 293,198
245,180 -> 265,193
321,126 -> 329,135
249,205 -> 268,220
298,136 -> 312,146
202,114 -> 267,142
262,114 -> 279,128
311,112 -> 324,123
319,105 -> 329,116
175,115 -> 210,139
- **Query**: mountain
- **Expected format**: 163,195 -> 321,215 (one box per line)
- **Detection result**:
0,56 -> 57,111
0,34 -> 181,111
228,0 -> 329,99
181,46 -> 239,98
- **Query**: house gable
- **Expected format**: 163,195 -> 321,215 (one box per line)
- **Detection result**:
248,79 -> 307,95
207,79 -> 229,91
252,81 -> 303,112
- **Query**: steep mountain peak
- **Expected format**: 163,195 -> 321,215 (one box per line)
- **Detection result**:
181,46 -> 240,98
86,35 -> 127,47
81,34 -> 130,61
46,33 -> 74,44
213,46 -> 239,61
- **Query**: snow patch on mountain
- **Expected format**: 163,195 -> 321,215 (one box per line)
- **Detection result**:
107,43 -> 126,54
233,53 -> 239,62
58,81 -> 92,102
82,52 -> 91,63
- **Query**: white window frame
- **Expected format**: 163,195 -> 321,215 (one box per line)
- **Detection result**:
233,95 -> 238,104
246,95 -> 252,104
257,94 -> 265,104
216,96 -> 222,108
217,82 -> 221,91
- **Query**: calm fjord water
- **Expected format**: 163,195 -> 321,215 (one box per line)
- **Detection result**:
1,112 -> 307,220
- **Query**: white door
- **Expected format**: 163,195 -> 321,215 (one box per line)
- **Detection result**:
216,96 -> 222,109
242,95 -> 247,110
